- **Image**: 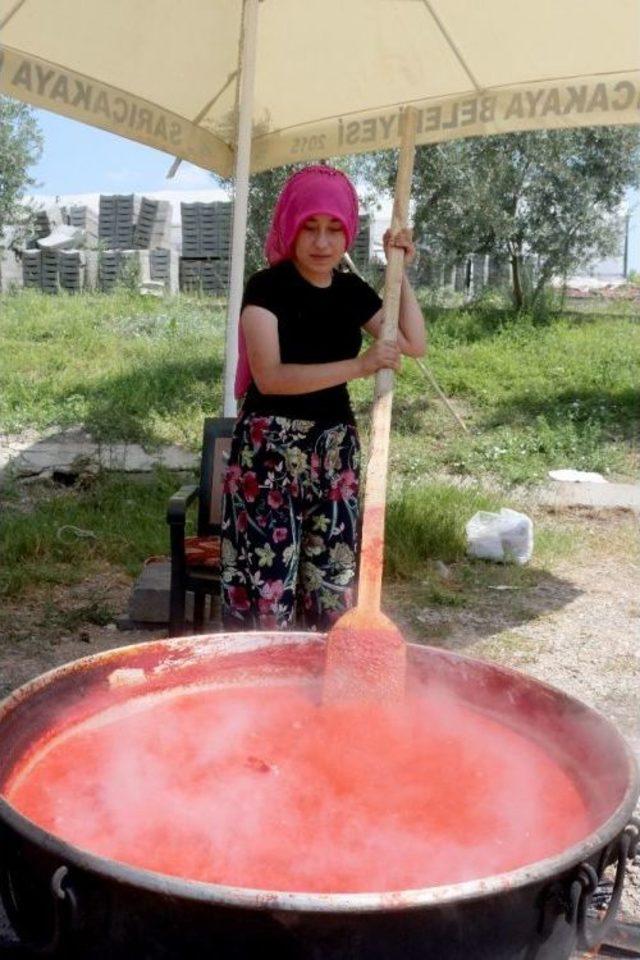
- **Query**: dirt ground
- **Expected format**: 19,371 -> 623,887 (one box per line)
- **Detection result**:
393,505 -> 640,921
1,503 -> 639,924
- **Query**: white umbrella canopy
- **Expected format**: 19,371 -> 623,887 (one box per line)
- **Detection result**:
2,0 -> 639,413
1,0 -> 639,174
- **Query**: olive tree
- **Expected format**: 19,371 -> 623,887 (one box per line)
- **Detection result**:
356,127 -> 640,309
0,96 -> 43,245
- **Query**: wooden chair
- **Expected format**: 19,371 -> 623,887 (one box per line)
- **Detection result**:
166,417 -> 236,637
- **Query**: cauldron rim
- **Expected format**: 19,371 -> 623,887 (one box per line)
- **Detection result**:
0,632 -> 637,915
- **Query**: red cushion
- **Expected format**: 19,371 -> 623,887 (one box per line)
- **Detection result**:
184,535 -> 221,568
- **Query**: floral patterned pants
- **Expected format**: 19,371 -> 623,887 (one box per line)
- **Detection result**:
221,413 -> 360,631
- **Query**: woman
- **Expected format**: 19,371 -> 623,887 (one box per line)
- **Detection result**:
221,165 -> 425,630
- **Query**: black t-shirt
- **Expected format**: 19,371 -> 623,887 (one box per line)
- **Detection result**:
240,260 -> 382,425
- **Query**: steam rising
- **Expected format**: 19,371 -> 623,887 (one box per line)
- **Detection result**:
5,682 -> 593,893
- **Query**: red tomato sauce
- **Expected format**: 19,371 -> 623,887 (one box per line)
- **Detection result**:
5,684 -> 593,893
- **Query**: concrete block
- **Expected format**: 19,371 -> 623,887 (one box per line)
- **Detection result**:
128,561 -> 222,626
129,560 -> 183,623
0,251 -> 24,291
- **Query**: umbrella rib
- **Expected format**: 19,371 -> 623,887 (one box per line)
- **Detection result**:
188,72 -> 239,126
419,0 -> 482,92
166,70 -> 238,179
0,0 -> 27,31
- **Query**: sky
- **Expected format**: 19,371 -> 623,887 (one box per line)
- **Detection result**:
29,109 -> 225,197
27,108 -> 640,273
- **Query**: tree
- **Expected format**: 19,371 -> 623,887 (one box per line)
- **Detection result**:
0,96 -> 43,246
242,164 -> 302,276
356,127 -> 640,309
217,164 -> 303,276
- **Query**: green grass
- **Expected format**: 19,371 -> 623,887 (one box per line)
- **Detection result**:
39,596 -> 116,633
384,482 -> 501,577
353,302 -> 639,484
0,290 -> 226,448
0,469 -> 184,597
2,290 -> 638,480
0,471 -> 494,599
1,289 -> 638,601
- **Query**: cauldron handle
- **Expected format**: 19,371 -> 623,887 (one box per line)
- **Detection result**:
0,864 -> 77,957
573,818 -> 639,952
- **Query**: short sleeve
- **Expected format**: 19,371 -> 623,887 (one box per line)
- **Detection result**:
241,269 -> 278,313
348,274 -> 383,327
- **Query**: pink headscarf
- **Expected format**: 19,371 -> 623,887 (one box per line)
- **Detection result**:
234,165 -> 360,400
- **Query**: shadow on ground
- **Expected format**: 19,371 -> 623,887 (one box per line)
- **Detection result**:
56,355 -> 223,446
486,387 -> 638,436
0,355 -> 222,484
0,570 -> 166,702
387,563 -> 582,658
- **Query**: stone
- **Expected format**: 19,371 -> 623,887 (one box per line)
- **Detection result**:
129,560 -> 178,623
0,425 -> 198,484
100,443 -> 197,472
52,455 -> 100,487
115,614 -> 136,631
128,560 -> 221,628
538,481 -> 640,513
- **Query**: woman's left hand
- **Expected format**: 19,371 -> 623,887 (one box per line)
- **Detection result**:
383,227 -> 416,266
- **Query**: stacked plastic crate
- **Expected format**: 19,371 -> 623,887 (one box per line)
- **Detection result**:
133,198 -> 171,249
40,250 -> 60,293
22,207 -> 61,290
33,207 -> 63,244
179,201 -> 231,295
22,249 -> 60,293
136,198 -> 177,291
24,206 -> 97,292
58,251 -> 86,293
22,250 -> 42,289
149,247 -> 179,293
98,249 -> 123,292
98,196 -> 136,290
20,205 -> 89,292
351,214 -> 371,269
98,194 -> 138,291
19,197 -> 175,293
99,194 -> 139,250
97,195 -> 175,292
67,205 -> 99,244
98,249 -> 152,292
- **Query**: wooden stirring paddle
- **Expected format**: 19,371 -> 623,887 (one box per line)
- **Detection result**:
323,108 -> 418,703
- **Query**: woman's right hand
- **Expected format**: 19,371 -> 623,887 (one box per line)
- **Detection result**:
359,339 -> 401,377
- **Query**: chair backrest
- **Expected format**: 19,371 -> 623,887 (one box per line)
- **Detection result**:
197,417 -> 236,537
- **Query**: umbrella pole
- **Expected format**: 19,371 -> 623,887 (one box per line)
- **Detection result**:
222,0 -> 260,417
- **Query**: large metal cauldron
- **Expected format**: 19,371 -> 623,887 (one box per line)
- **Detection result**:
0,633 -> 638,960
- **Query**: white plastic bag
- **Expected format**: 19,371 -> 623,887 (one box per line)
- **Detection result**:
465,508 -> 533,565
548,469 -> 607,484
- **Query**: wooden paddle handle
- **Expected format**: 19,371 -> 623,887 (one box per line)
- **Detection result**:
357,107 -> 418,611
